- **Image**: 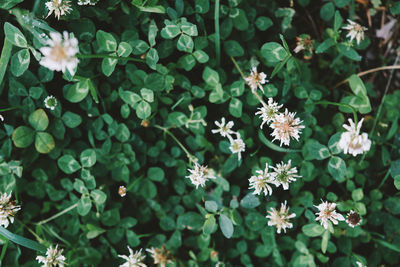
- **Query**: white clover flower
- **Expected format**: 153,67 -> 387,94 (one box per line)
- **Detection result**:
346,210 -> 362,228
45,0 -> 72,20
118,246 -> 147,267
146,246 -> 173,267
255,98 -> 283,128
338,118 -> 371,156
314,200 -> 345,229
266,201 -> 296,234
0,192 -> 21,228
44,95 -> 58,110
186,163 -> 216,189
270,160 -> 300,190
248,163 -> 276,196
118,186 -> 127,197
342,19 -> 367,45
270,109 -> 305,146
294,35 -> 314,54
36,245 -> 66,267
39,31 -> 79,75
228,134 -> 246,161
0,115 -> 4,122
211,117 -> 235,138
244,67 -> 268,93
78,0 -> 98,5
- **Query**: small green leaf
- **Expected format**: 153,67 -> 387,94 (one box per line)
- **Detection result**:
193,50 -> 209,63
136,101 -> 151,119
62,111 -> 82,128
148,167 -> 165,182
333,10 -> 343,32
202,67 -> 220,86
148,20 -> 158,47
117,42 -> 133,57
35,132 -> 55,154
338,44 -> 361,61
10,48 -> 30,77
161,22 -> 181,39
140,88 -> 154,102
119,88 -> 142,107
131,40 -> 149,55
261,42 -> 288,63
28,109 -> 49,131
352,188 -> 364,201
255,16 -> 273,31
203,215 -> 217,235
91,189 -> 107,205
224,40 -> 244,57
328,133 -> 342,155
12,126 -> 34,148
240,193 -> 261,209
302,223 -> 325,237
320,2 -> 335,21
77,195 -> 92,216
321,230 -> 330,253
101,57 -> 118,77
65,80 -> 90,103
146,48 -> 159,70
115,123 -> 130,142
177,34 -> 194,53
180,22 -> 198,36
58,155 -> 81,174
136,5 -> 166,14
315,38 -> 335,54
219,214 -> 234,238
4,22 -> 27,48
80,149 -> 96,168
205,200 -> 218,213
229,98 -> 242,118
96,30 -> 117,52
328,156 -> 346,182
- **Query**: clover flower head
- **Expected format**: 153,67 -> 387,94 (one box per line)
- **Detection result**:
78,0 -> 98,5
255,98 -> 283,128
45,0 -> 72,20
270,109 -> 305,146
270,160 -> 300,190
118,246 -> 147,267
314,200 -> 345,229
118,186 -> 127,197
186,163 -> 216,189
338,118 -> 371,156
294,34 -> 314,59
244,67 -> 268,93
44,95 -> 58,110
0,192 -> 21,228
39,31 -> 79,75
249,163 -> 276,196
342,19 -> 367,45
211,117 -> 235,138
228,134 -> 246,161
346,210 -> 362,228
266,201 -> 296,234
146,245 -> 173,267
36,244 -> 66,267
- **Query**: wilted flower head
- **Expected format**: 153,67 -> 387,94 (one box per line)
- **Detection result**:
314,200 -> 345,229
244,67 -> 268,93
44,95 -> 58,110
36,245 -> 66,267
118,186 -> 127,197
77,0 -> 98,5
266,201 -> 296,234
211,117 -> 235,138
228,134 -> 246,161
270,109 -> 305,146
270,160 -> 300,190
39,31 -> 79,75
346,210 -> 362,228
118,246 -> 147,267
294,34 -> 314,59
338,118 -> 371,156
249,163 -> 276,196
186,163 -> 216,189
342,19 -> 367,45
45,0 -> 72,20
0,192 -> 21,228
146,245 -> 173,267
255,98 -> 283,128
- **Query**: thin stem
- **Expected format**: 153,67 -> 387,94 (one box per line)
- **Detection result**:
214,0 -> 221,66
312,100 -> 358,125
36,203 -> 78,225
0,106 -> 22,112
378,169 -> 391,189
0,239 -> 8,263
154,125 -> 196,163
369,55 -> 400,138
76,54 -> 144,63
334,65 -> 400,88
16,219 -> 45,244
127,176 -> 144,191
230,56 -> 268,107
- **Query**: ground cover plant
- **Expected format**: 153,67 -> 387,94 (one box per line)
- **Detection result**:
0,0 -> 400,266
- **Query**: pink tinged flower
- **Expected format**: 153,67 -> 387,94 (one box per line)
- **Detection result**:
314,200 -> 345,229
244,67 -> 268,93
186,163 -> 216,189
266,201 -> 296,234
338,118 -> 371,156
248,163 -> 276,196
270,109 -> 305,146
270,160 -> 300,190
346,210 -> 362,228
146,245 -> 173,267
0,192 -> 21,228
211,117 -> 235,138
342,19 -> 367,45
36,244 -> 66,267
255,98 -> 283,128
45,0 -> 72,20
39,31 -> 79,75
118,246 -> 147,267
118,186 -> 127,197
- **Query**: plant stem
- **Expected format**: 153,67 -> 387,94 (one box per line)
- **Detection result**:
127,176 -> 144,191
0,239 -> 8,263
214,0 -> 221,66
76,54 -> 144,63
0,106 -> 22,112
312,100 -> 358,125
230,56 -> 268,108
36,203 -> 78,225
378,169 -> 391,189
154,125 -> 197,163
